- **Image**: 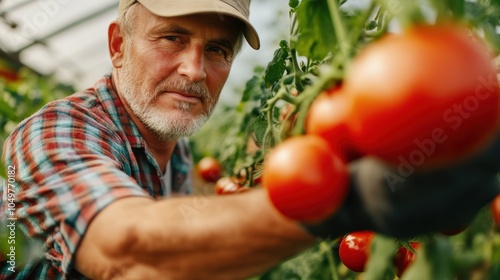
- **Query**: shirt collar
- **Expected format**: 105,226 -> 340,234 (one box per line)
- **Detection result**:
93,73 -> 145,148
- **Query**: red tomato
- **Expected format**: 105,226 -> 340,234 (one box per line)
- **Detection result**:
342,24 -> 499,169
197,156 -> 222,183
393,242 -> 420,278
491,194 -> 500,227
339,231 -> 375,272
262,135 -> 349,223
214,177 -> 243,195
306,88 -> 362,162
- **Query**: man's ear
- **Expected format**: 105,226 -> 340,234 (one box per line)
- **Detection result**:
108,22 -> 125,68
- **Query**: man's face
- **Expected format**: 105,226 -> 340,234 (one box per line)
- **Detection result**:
115,4 -> 241,142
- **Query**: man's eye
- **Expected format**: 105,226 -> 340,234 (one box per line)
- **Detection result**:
165,36 -> 179,42
207,46 -> 226,55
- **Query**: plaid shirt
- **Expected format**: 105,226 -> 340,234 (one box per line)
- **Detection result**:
1,74 -> 193,279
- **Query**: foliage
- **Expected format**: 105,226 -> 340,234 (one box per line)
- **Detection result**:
190,0 -> 500,278
0,62 -> 74,266
0,66 -> 73,175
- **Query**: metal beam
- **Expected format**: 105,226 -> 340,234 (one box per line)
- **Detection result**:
0,0 -> 33,17
14,2 -> 117,54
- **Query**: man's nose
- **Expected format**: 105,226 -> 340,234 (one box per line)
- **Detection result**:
177,46 -> 207,82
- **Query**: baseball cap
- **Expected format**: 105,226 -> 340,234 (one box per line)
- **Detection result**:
118,0 -> 260,50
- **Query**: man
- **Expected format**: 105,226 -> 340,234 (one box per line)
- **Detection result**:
2,0 -> 500,279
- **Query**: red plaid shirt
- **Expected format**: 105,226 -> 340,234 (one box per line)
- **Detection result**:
1,74 -> 193,279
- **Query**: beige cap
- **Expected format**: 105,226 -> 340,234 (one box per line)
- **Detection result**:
118,0 -> 260,50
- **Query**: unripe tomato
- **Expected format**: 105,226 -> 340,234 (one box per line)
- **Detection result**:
197,156 -> 222,183
393,242 -> 420,278
491,194 -> 500,227
343,24 -> 499,169
339,231 -> 375,272
262,135 -> 349,223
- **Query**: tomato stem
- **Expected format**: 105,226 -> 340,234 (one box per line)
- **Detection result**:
291,49 -> 304,92
320,241 -> 340,280
326,0 -> 348,60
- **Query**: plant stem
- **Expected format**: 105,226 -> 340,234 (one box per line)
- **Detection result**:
290,49 -> 304,92
320,241 -> 340,280
326,0 -> 349,65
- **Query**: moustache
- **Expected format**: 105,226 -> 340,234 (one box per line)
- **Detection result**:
156,79 -> 210,100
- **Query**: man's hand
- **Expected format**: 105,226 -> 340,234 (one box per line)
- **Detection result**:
304,134 -> 500,239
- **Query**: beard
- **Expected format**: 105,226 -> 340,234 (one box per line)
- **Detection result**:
118,64 -> 218,142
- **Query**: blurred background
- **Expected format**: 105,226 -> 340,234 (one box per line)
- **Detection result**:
0,0 -> 290,105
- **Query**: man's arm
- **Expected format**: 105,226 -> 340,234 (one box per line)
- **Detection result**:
75,188 -> 315,280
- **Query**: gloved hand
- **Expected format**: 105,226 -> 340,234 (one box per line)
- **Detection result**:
304,134 -> 500,239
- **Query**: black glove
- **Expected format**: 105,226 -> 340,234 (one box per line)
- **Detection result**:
304,134 -> 500,239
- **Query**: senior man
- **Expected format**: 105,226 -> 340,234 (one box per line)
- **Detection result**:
2,0 -> 500,279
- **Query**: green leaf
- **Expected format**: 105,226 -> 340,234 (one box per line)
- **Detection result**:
289,0 -> 299,9
264,41 -> 290,88
450,0 -> 465,18
295,0 -> 337,60
402,237 -> 454,280
251,114 -> 268,147
241,75 -> 264,104
364,234 -> 397,280
257,243 -> 335,280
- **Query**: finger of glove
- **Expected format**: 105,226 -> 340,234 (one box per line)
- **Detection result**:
352,157 -> 500,238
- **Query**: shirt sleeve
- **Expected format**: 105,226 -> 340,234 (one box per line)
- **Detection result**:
2,102 -> 152,276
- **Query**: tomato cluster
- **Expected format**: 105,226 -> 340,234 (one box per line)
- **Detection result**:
263,23 -> 499,224
338,231 -> 420,278
214,177 -> 250,195
307,24 -> 499,170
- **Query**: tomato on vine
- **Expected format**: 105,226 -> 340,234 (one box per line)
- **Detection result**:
197,156 -> 223,183
339,231 -> 375,273
306,87 -> 362,162
393,242 -> 420,278
342,24 -> 499,169
262,135 -> 349,223
491,194 -> 500,227
214,177 -> 244,195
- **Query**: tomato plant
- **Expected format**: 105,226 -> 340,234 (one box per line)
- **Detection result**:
189,0 -> 500,279
262,135 -> 348,223
197,156 -> 223,183
339,231 -> 375,273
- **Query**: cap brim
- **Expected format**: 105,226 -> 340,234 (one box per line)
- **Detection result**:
138,0 -> 260,50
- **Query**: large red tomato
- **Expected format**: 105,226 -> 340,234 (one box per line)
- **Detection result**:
339,231 -> 375,272
262,135 -> 349,223
342,24 -> 499,169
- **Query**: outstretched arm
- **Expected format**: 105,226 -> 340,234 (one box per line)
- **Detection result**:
75,189 -> 315,280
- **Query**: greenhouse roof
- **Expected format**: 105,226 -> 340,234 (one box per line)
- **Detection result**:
0,0 -> 289,102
